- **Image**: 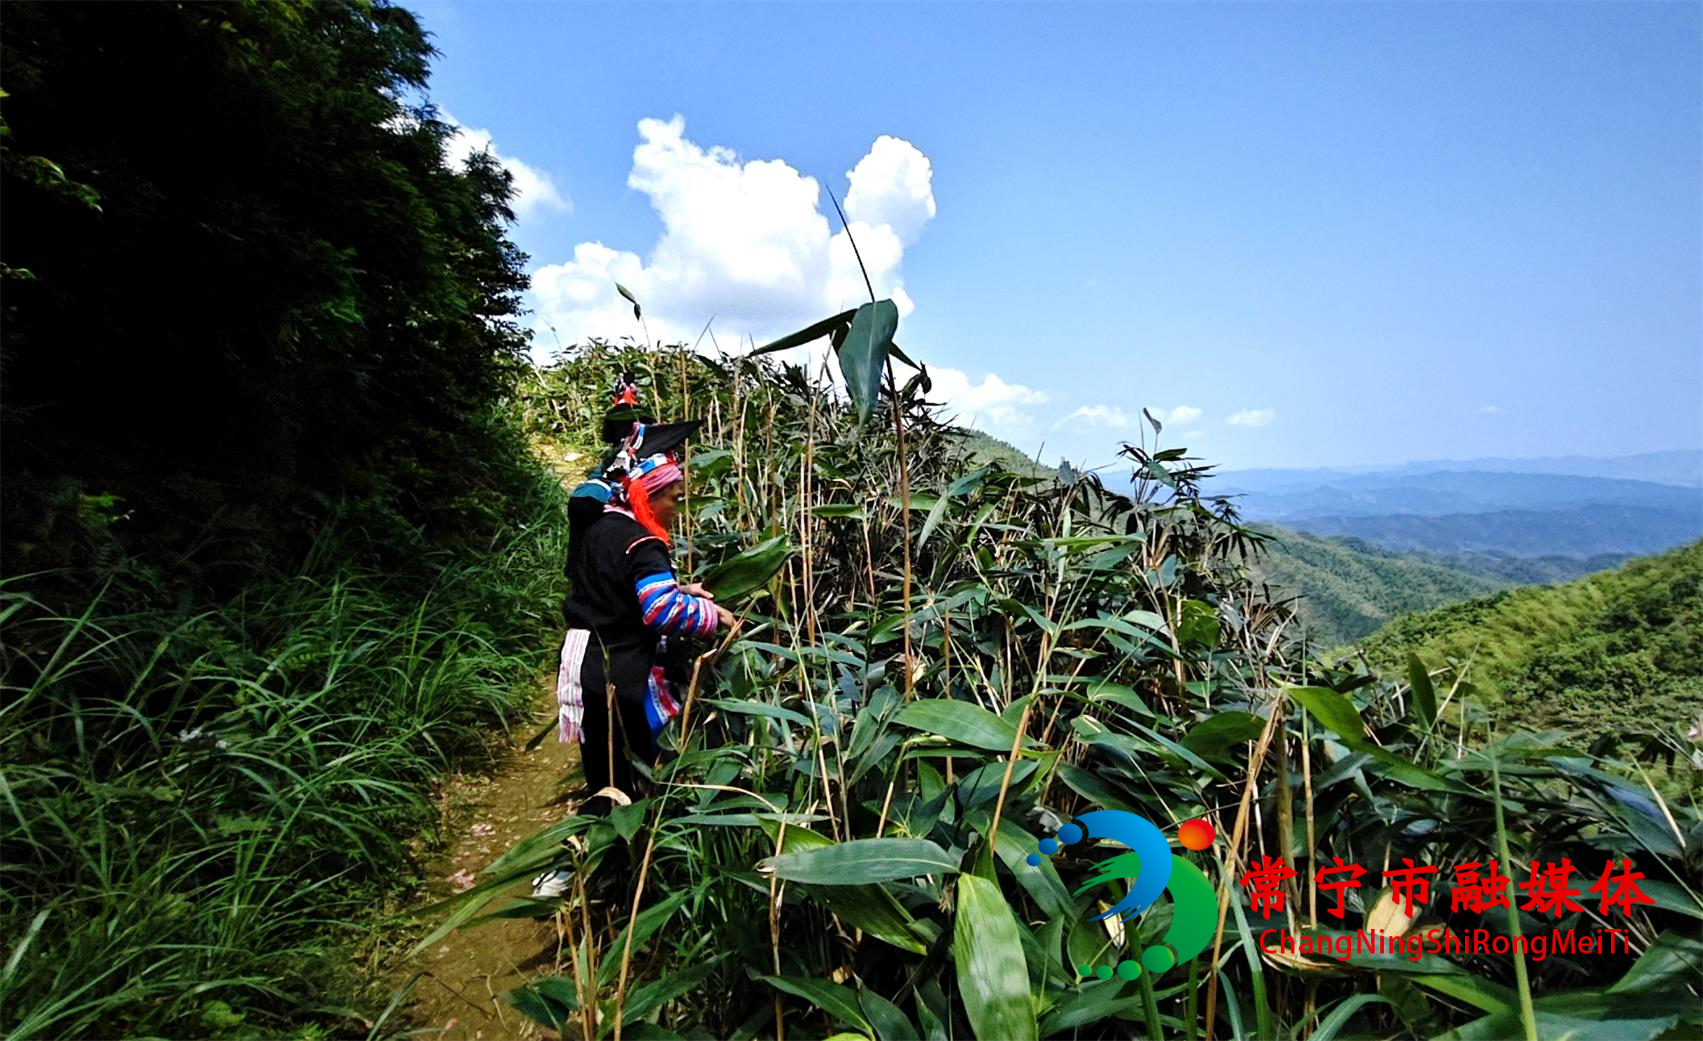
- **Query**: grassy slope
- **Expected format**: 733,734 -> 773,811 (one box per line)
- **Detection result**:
1358,540 -> 1703,734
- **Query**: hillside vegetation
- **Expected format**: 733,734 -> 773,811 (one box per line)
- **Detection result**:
1360,541 -> 1703,736
430,339 -> 1703,1041
1249,528 -> 1629,648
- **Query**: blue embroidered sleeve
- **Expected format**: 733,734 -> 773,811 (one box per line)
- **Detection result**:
636,572 -> 718,636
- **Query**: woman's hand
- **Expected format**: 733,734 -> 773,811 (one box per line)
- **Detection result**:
680,582 -> 735,630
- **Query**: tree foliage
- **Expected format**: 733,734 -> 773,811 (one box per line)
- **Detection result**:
1,0 -> 533,599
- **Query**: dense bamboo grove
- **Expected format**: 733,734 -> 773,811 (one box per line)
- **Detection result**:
438,340 -> 1703,1041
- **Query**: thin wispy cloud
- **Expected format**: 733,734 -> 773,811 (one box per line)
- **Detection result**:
1477,404 -> 1504,416
1153,405 -> 1202,425
1058,405 -> 1134,429
1226,408 -> 1276,428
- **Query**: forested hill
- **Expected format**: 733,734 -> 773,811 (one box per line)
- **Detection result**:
1358,540 -> 1703,735
1248,527 -> 1629,648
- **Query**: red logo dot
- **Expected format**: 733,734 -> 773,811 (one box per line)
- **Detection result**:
1178,818 -> 1214,850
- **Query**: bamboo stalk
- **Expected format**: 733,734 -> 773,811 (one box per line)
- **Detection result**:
1201,687 -> 1287,1041
1491,744 -> 1539,1041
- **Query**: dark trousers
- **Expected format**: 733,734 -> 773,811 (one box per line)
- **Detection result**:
576,641 -> 659,807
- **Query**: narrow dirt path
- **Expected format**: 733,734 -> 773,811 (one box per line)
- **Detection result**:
397,442 -> 594,1039
401,691 -> 580,1039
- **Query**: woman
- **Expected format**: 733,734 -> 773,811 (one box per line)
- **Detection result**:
533,426 -> 733,899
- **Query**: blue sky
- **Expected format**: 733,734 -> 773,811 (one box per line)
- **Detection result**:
409,1 -> 1700,474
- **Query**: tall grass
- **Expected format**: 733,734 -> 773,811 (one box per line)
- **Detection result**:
0,477 -> 568,1039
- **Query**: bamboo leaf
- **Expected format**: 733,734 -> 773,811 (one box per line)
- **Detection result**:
894,699 -> 1024,751
752,308 -> 857,356
837,299 -> 898,425
764,837 -> 958,884
1181,711 -> 1266,759
615,281 -> 641,321
1407,652 -> 1437,728
700,535 -> 792,601
859,987 -> 917,1041
953,874 -> 1038,1041
759,975 -> 873,1034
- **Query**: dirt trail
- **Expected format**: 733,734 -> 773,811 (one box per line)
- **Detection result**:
399,444 -> 594,1039
399,692 -> 580,1039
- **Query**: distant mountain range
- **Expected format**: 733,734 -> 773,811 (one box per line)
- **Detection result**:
1214,449 -> 1702,493
1198,451 -> 1702,562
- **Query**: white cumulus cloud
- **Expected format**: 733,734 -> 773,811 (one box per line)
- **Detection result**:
929,367 -> 1050,439
1226,408 -> 1276,428
1057,405 -> 1134,429
1477,404 -> 1504,415
844,136 -> 937,244
442,111 -> 571,219
1157,405 -> 1202,425
530,115 -> 936,357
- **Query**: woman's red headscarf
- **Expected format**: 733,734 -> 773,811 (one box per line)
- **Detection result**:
621,454 -> 683,544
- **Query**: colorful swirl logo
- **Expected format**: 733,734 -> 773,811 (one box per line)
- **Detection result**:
1028,811 -> 1217,980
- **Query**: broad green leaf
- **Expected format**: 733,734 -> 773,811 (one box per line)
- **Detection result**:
954,874 -> 1038,1041
765,837 -> 957,884
859,988 -> 917,1041
1038,977 -> 1148,1034
703,697 -> 813,729
837,299 -> 898,425
1287,686 -> 1367,743
1436,1009 -> 1678,1041
624,963 -> 717,1023
894,699 -> 1024,752
918,466 -> 992,548
811,503 -> 867,519
1177,599 -> 1221,649
1407,652 -> 1437,728
759,975 -> 872,1034
595,891 -> 688,986
701,535 -> 792,601
756,818 -> 835,855
615,281 -> 641,320
1608,929 -> 1703,995
752,307 -> 856,355
507,977 -> 574,1032
955,759 -> 1038,810
812,883 -> 933,954
1290,685 -> 1459,791
1411,972 -> 1516,1015
965,811 -> 1075,920
1306,994 -> 1392,1041
1181,711 -> 1266,759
